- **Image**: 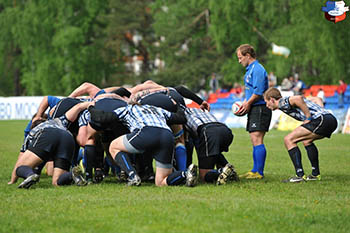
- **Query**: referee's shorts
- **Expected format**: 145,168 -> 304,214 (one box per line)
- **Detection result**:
246,104 -> 272,132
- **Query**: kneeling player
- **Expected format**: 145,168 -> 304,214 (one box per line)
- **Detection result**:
184,107 -> 239,185
11,102 -> 92,188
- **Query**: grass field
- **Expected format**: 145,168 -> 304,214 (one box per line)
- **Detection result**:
0,120 -> 350,233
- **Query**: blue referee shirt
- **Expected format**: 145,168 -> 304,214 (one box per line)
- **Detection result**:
244,60 -> 268,106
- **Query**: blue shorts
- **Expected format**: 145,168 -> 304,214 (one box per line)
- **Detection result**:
123,126 -> 174,165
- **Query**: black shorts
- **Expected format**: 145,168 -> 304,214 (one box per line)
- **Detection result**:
124,126 -> 174,164
140,93 -> 177,112
27,128 -> 75,171
246,105 -> 272,132
198,155 -> 222,169
302,114 -> 337,138
100,126 -> 130,144
195,123 -> 233,158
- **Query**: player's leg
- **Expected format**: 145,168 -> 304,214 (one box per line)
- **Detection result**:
171,124 -> 187,171
157,162 -> 198,187
303,140 -> 321,181
109,135 -> 141,186
8,152 -> 24,184
283,126 -> 322,182
242,105 -> 271,179
15,150 -> 43,189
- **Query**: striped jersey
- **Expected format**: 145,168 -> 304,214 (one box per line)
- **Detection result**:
78,109 -> 90,127
113,104 -> 172,132
278,97 -> 331,121
184,107 -> 219,136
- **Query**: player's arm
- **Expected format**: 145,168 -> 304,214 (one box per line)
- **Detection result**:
166,108 -> 187,125
239,94 -> 261,115
94,93 -> 125,101
103,86 -> 121,93
65,101 -> 94,123
32,96 -> 49,122
289,96 -> 312,122
130,87 -> 169,102
130,80 -> 164,94
69,82 -> 101,99
174,85 -> 210,111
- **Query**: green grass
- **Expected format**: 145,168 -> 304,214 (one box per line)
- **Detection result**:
0,120 -> 350,233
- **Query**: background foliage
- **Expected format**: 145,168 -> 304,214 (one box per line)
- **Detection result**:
0,0 -> 349,96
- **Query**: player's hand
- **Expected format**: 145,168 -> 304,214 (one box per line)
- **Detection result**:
238,101 -> 250,115
200,101 -> 210,111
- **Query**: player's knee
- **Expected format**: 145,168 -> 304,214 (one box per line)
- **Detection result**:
284,135 -> 292,146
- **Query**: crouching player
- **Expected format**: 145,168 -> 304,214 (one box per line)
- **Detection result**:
89,99 -> 198,187
11,102 -> 93,188
183,107 -> 239,185
264,87 -> 338,183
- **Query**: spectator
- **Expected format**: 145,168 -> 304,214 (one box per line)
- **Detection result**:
209,73 -> 219,94
293,76 -> 307,95
337,80 -> 347,108
268,72 -> 277,88
281,76 -> 294,91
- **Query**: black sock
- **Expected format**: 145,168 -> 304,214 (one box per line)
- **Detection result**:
16,165 -> 35,178
94,145 -> 104,170
57,171 -> 73,185
114,151 -> 137,177
85,145 -> 96,180
166,171 -> 186,186
33,161 -> 46,175
288,147 -> 304,177
305,143 -> 320,176
204,170 -> 220,183
216,154 -> 229,168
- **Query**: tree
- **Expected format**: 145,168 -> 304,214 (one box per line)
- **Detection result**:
151,0 -> 350,89
0,0 -> 111,96
101,0 -> 157,86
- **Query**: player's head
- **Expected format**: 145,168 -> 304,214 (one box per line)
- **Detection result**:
264,87 -> 282,110
236,44 -> 256,67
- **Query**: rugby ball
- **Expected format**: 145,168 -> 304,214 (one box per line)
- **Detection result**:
231,101 -> 243,116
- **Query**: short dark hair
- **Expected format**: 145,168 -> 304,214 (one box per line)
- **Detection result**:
236,44 -> 256,59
